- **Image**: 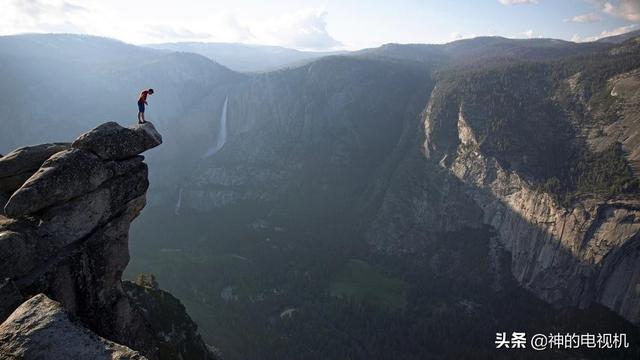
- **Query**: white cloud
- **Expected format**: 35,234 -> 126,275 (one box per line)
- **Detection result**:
219,14 -> 255,43
145,25 -> 211,41
565,13 -> 601,22
512,29 -> 541,38
498,0 -> 538,5
251,9 -> 341,50
602,0 -> 640,21
0,2 -> 341,50
143,12 -> 255,43
14,0 -> 87,20
0,0 -> 89,34
572,23 -> 638,42
590,0 -> 640,22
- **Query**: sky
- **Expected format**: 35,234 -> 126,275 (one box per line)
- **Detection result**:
0,0 -> 639,51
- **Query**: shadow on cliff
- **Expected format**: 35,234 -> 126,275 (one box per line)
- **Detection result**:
432,156 -> 640,332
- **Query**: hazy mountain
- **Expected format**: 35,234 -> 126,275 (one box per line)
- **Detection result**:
146,42 -> 345,72
1,32 -> 640,359
597,29 -> 640,44
356,36 -> 609,66
0,34 -> 244,174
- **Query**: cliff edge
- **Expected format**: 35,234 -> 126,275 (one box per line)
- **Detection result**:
0,122 -> 215,359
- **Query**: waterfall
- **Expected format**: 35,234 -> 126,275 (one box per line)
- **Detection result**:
183,96 -> 229,214
174,188 -> 183,216
203,96 -> 229,158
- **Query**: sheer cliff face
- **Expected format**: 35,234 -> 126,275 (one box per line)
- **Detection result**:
422,54 -> 640,324
173,56 -> 434,216
142,39 -> 640,329
0,122 -> 214,359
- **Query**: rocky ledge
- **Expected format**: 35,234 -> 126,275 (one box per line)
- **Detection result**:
0,122 -> 215,359
0,294 -> 147,359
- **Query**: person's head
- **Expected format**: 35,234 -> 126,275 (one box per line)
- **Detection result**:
148,88 -> 154,95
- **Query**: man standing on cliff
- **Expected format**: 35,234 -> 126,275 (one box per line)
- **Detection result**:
137,88 -> 154,124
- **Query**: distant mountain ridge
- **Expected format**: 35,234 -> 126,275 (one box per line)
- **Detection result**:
354,36 -> 611,66
145,42 -> 345,72
597,29 -> 640,44
144,29 -> 640,73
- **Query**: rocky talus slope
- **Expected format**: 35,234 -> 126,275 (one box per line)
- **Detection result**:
0,122 -> 215,359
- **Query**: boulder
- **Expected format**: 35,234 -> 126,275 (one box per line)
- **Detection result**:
72,122 -> 162,160
0,143 -> 70,176
0,294 -> 147,360
0,143 -> 70,194
0,122 -> 213,359
4,149 -> 112,217
36,158 -> 148,247
0,279 -> 23,323
0,172 -> 35,196
0,229 -> 43,281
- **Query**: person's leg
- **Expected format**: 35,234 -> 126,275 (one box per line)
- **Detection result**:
137,102 -> 145,123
